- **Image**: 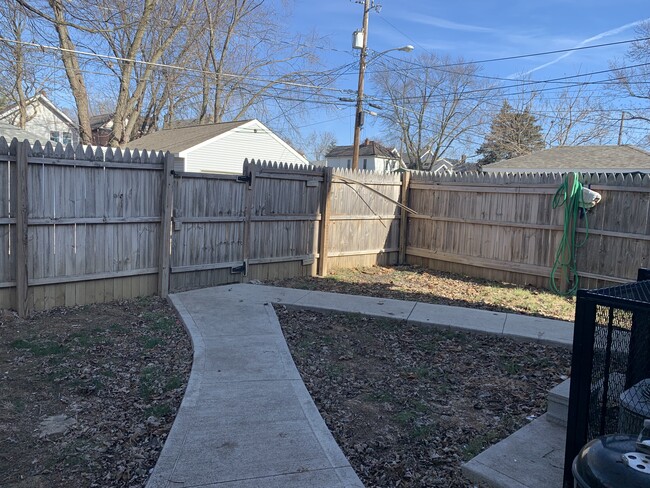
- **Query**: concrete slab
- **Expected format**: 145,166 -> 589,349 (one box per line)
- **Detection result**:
408,302 -> 507,335
547,379 -> 570,427
156,284 -> 574,488
177,283 -> 312,306
502,314 -> 573,348
149,288 -> 363,488
164,420 -> 342,486
462,414 -> 565,488
202,334 -> 301,382
293,290 -> 417,320
193,467 -> 363,488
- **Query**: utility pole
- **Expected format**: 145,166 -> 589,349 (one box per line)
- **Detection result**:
352,0 -> 371,171
618,111 -> 626,145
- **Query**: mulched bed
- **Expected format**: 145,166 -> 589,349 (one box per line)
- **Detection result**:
276,306 -> 571,488
0,297 -> 192,487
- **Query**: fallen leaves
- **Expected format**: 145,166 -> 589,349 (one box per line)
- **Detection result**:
277,306 -> 571,488
0,297 -> 191,487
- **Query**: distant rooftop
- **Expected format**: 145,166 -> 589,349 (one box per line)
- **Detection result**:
326,139 -> 398,159
126,120 -> 250,153
484,145 -> 650,172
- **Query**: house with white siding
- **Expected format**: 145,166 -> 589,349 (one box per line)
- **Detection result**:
126,119 -> 308,174
0,92 -> 79,145
325,139 -> 403,173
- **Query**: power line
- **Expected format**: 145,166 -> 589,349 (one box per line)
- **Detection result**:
0,37 -> 356,95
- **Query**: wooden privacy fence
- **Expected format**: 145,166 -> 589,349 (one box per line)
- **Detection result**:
3,133 -> 649,316
0,138 -> 171,316
405,171 -> 650,290
168,161 -> 403,289
0,139 -> 404,315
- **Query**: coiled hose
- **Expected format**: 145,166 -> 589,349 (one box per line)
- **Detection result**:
550,173 -> 589,296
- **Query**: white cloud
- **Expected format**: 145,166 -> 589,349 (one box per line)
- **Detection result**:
396,12 -> 497,34
518,18 -> 650,76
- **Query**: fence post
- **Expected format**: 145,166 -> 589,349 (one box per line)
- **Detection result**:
398,171 -> 411,265
317,167 -> 333,276
241,160 -> 256,282
15,139 -> 30,317
158,152 -> 174,298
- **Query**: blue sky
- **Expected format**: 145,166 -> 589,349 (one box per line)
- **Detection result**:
285,1 -> 650,150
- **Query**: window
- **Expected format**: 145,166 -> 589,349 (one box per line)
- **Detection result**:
62,132 -> 72,145
50,131 -> 60,143
347,159 -> 351,169
363,158 -> 367,170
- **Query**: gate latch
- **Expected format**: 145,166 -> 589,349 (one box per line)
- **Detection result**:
237,172 -> 252,184
231,261 -> 247,276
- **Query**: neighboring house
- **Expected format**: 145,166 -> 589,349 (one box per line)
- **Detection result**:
430,155 -> 477,173
325,139 -> 403,173
0,122 -> 45,144
0,92 -> 78,145
429,157 -> 456,173
90,113 -> 114,146
402,149 -> 435,170
127,119 -> 308,174
482,145 -> 650,173
90,113 -> 137,146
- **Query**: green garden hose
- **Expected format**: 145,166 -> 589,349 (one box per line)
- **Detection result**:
550,173 -> 589,296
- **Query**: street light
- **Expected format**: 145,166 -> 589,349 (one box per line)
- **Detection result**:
351,40 -> 414,170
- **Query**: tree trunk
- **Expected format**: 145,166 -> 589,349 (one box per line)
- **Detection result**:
48,0 -> 92,144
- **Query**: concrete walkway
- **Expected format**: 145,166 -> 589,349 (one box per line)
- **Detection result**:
146,284 -> 573,488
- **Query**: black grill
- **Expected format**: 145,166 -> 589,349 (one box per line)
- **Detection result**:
563,269 -> 650,488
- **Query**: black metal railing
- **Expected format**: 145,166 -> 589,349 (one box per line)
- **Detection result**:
563,269 -> 650,487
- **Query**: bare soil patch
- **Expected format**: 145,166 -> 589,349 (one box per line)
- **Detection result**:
0,297 -> 191,488
277,306 -> 571,488
269,265 -> 575,322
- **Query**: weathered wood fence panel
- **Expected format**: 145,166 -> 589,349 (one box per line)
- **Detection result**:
406,171 -> 650,289
169,171 -> 246,291
246,162 -> 324,281
325,169 -> 403,270
0,138 -> 16,309
0,137 -> 166,313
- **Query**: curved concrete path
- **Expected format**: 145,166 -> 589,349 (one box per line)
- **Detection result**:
147,284 -> 573,488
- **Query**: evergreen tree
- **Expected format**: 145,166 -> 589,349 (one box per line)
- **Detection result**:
476,101 -> 545,164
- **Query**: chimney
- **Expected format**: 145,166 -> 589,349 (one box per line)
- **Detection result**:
364,138 -> 370,145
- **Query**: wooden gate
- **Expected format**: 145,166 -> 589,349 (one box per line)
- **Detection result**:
169,161 -> 325,291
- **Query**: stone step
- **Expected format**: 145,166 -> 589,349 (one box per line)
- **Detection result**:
462,414 -> 566,488
547,378 -> 570,428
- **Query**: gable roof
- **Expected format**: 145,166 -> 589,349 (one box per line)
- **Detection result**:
90,113 -> 113,129
0,122 -> 44,143
485,145 -> 650,172
0,92 -> 77,128
126,120 -> 250,153
326,140 -> 398,159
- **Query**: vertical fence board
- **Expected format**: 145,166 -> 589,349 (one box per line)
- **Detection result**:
406,172 -> 650,289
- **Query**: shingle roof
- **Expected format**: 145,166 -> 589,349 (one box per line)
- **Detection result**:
90,113 -> 113,129
485,145 -> 650,171
126,120 -> 251,153
0,122 -> 44,143
326,140 -> 398,159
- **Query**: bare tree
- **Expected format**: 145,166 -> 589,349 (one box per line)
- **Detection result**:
371,54 -> 494,170
610,20 -> 650,145
302,130 -> 336,162
540,84 -> 612,147
0,0 -> 57,128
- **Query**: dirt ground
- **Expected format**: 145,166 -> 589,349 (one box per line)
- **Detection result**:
0,265 -> 573,487
277,306 -> 571,488
0,297 -> 191,488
